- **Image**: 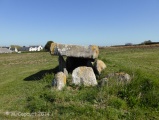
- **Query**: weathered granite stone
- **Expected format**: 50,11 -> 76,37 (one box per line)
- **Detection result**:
115,72 -> 131,83
106,72 -> 131,84
58,56 -> 68,76
52,72 -> 66,90
99,77 -> 109,87
94,60 -> 106,74
72,67 -> 97,86
50,43 -> 99,59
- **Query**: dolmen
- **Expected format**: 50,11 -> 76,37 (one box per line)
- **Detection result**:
50,42 -> 106,90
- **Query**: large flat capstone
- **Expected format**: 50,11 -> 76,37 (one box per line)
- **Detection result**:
50,43 -> 99,59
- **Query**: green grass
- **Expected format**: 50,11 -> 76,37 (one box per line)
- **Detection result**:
0,47 -> 159,119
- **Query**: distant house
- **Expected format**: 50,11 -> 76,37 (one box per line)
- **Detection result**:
2,47 -> 11,50
20,46 -> 30,51
19,45 -> 43,52
29,45 -> 43,51
0,48 -> 12,53
10,47 -> 18,52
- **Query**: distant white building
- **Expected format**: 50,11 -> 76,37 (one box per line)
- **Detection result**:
10,47 -> 18,52
29,45 -> 43,51
0,48 -> 12,53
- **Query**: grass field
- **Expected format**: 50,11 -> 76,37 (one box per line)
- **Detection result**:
0,47 -> 159,119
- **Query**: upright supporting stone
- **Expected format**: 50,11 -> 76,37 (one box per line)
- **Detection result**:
52,72 -> 66,90
58,56 -> 68,76
72,67 -> 97,86
93,60 -> 106,75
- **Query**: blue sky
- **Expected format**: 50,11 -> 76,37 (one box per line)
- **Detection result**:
0,0 -> 159,46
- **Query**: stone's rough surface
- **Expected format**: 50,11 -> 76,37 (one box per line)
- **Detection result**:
72,67 -> 97,86
115,72 -> 131,83
52,72 -> 66,90
99,77 -> 109,87
106,72 -> 131,84
90,45 -> 99,59
94,60 -> 106,74
58,56 -> 68,76
50,43 -> 57,54
50,43 -> 99,59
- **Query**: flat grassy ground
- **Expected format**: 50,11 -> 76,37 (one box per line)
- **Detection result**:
0,52 -> 56,119
0,47 -> 159,119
